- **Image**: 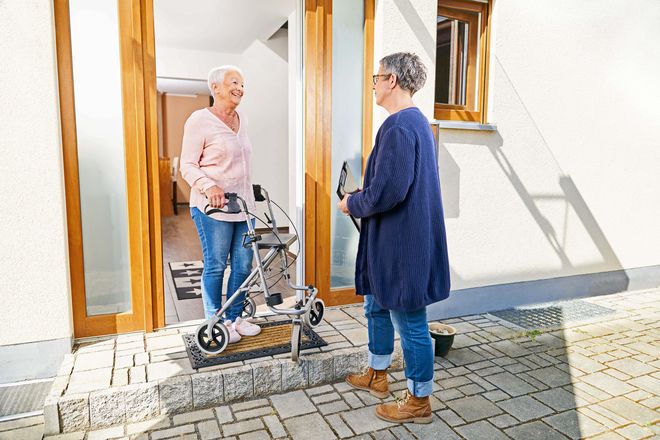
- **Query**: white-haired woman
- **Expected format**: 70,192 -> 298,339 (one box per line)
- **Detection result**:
180,65 -> 261,343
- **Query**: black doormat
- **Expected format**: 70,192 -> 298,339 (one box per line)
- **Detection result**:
168,261 -> 203,300
182,320 -> 327,369
0,379 -> 52,420
490,299 -> 615,330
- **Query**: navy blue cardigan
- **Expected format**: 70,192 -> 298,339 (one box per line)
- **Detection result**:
347,107 -> 450,311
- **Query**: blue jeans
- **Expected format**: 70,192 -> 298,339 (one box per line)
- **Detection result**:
190,207 -> 254,321
364,294 -> 435,397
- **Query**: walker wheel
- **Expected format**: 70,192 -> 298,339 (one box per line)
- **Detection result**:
291,321 -> 302,362
241,297 -> 257,319
195,321 -> 229,356
303,298 -> 325,328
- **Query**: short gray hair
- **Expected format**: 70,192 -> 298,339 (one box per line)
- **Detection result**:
207,65 -> 244,94
380,52 -> 427,95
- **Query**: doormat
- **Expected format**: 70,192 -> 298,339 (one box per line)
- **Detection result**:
182,320 -> 327,369
168,261 -> 203,300
490,299 -> 615,330
0,379 -> 52,421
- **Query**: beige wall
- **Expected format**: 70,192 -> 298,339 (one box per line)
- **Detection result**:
375,0 -> 660,292
161,94 -> 210,203
0,0 -> 74,346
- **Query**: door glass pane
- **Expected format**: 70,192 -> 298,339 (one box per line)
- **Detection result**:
436,16 -> 469,105
70,0 -> 132,315
330,0 -> 364,288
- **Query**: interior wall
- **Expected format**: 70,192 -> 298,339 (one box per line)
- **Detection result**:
156,41 -> 290,223
374,0 -> 660,294
161,94 -> 210,203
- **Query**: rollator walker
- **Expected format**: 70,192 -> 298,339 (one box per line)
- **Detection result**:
194,185 -> 325,362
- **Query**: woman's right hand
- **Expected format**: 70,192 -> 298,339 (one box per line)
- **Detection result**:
205,185 -> 226,208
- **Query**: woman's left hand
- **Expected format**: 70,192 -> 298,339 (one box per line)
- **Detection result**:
338,194 -> 350,215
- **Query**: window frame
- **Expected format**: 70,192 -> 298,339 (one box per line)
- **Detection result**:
435,0 -> 491,123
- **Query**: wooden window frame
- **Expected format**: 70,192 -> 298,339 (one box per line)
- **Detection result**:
435,0 -> 491,123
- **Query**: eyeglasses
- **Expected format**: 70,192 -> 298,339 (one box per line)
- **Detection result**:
372,74 -> 391,85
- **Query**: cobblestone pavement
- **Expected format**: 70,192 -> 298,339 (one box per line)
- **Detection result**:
1,288 -> 658,440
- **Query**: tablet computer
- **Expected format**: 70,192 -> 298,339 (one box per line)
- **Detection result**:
337,161 -> 361,232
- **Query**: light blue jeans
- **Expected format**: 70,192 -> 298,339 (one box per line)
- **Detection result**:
364,294 -> 435,397
190,207 -> 254,321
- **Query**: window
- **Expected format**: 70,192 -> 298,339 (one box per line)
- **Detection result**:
435,0 -> 491,122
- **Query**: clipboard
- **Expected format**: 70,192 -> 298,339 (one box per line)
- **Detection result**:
337,161 -> 361,232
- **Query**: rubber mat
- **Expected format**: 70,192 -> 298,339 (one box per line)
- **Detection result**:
0,379 -> 52,420
490,299 -> 615,330
182,320 -> 327,369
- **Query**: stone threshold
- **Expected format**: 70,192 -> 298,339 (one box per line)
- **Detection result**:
43,305 -> 405,435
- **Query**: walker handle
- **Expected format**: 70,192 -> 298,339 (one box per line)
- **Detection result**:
204,192 -> 242,215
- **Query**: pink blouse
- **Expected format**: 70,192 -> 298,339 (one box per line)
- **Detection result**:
180,108 -> 256,222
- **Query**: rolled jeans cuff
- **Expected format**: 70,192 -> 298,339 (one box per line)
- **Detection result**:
407,378 -> 434,398
368,351 -> 392,371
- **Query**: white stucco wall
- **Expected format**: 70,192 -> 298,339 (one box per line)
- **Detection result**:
0,0 -> 74,345
376,0 -> 660,291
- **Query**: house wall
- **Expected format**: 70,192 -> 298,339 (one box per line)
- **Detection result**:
0,0 -> 74,381
371,0 -> 660,317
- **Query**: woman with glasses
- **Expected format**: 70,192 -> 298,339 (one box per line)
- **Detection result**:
338,52 -> 451,424
180,65 -> 262,344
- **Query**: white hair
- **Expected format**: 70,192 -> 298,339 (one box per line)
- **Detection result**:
207,65 -> 244,94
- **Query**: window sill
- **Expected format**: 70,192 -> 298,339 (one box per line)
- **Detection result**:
431,120 -> 498,131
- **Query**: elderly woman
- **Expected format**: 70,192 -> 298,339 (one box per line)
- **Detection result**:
180,65 -> 261,343
338,53 -> 450,423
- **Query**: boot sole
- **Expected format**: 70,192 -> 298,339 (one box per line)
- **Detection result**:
375,412 -> 433,424
344,379 -> 389,399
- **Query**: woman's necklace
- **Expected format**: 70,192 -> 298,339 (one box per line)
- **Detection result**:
211,106 -> 238,132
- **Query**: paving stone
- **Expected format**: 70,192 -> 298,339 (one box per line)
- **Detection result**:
234,406 -> 272,420
222,418 -> 264,437
527,366 -> 572,387
437,409 -> 465,427
341,406 -> 396,435
484,372 -> 537,396
342,391 -> 364,409
581,372 -> 636,396
340,327 -> 369,345
126,416 -> 170,435
628,375 -> 660,395
456,420 -> 510,440
150,424 -> 195,440
372,429 -> 396,440
173,408 -> 215,425
312,391 -> 340,404
86,426 -> 124,440
231,399 -> 269,412
114,355 -> 134,370
505,421 -> 567,440
445,395 -> 502,422
543,410 -> 608,439
159,376 -> 193,414
192,371 -> 224,408
145,334 -> 185,351
239,430 -> 271,440
489,413 -> 517,428
318,400 -> 350,415
615,424 -> 655,440
252,360 -> 282,396
214,405 -> 234,424
405,414 -> 461,439
262,415 -> 286,439
67,368 -> 112,394
444,348 -> 485,366
89,388 -> 125,428
285,412 -> 336,440
147,359 -> 194,381
497,395 -> 553,422
482,390 -> 510,402
326,414 -> 353,438
111,368 -> 129,388
124,382 -> 159,423
223,365 -> 254,402
270,390 -> 316,419
566,352 -> 606,373
533,388 -> 578,411
73,351 -> 115,372
589,403 -> 634,426
599,397 -> 660,425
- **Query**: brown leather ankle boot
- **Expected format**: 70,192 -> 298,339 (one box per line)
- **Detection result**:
375,390 -> 432,424
345,367 -> 389,398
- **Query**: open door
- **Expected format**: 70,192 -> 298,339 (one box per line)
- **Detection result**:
304,0 -> 375,307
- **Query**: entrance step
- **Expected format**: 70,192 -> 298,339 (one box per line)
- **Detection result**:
43,304 -> 404,435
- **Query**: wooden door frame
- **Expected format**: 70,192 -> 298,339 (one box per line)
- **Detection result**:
54,0 -> 162,338
304,0 -> 375,307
